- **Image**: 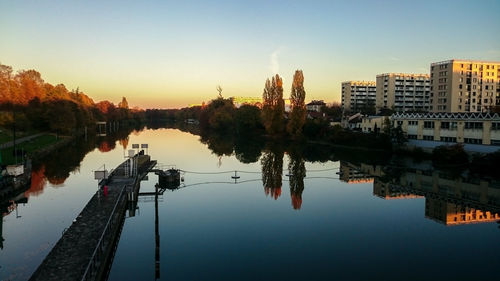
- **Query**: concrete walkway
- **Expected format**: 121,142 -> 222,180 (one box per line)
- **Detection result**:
29,156 -> 157,281
29,180 -> 130,281
0,132 -> 46,149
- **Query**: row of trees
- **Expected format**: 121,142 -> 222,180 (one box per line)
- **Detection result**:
196,70 -> 309,138
262,70 -> 307,137
0,63 -> 144,134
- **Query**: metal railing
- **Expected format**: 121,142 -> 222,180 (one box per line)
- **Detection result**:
80,184 -> 128,281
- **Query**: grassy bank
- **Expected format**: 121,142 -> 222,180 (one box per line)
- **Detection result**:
0,134 -> 61,165
0,128 -> 40,145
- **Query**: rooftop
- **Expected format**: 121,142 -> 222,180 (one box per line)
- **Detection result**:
342,81 -> 376,85
376,73 -> 430,78
391,112 -> 500,120
431,59 -> 500,66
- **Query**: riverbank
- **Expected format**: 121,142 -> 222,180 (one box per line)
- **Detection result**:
0,134 -> 62,166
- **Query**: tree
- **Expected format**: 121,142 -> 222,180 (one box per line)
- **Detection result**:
235,104 -> 262,134
287,70 -> 306,136
200,98 -> 235,133
0,64 -> 13,103
118,97 -> 129,109
15,69 -> 44,104
262,74 -> 284,135
382,117 -> 391,135
216,85 -> 223,98
321,102 -> 342,121
46,100 -> 77,135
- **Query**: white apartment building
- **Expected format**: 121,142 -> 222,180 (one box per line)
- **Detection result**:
376,73 -> 431,112
341,81 -> 376,113
430,59 -> 500,112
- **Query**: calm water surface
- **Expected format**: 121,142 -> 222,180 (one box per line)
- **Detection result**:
1,128 -> 499,281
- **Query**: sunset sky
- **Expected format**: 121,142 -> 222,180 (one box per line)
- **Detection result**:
1,0 -> 499,109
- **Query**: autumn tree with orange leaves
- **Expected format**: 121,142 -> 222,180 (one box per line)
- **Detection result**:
0,63 -> 142,134
262,74 -> 285,135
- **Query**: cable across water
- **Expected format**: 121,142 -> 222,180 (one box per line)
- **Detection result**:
179,166 -> 339,175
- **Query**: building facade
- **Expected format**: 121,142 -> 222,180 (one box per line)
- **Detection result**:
341,81 -> 376,113
231,97 -> 263,108
430,59 -> 500,112
360,116 -> 386,133
376,73 -> 430,112
391,112 -> 500,145
306,100 -> 326,112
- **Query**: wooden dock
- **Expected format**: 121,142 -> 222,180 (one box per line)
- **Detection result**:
29,154 -> 156,281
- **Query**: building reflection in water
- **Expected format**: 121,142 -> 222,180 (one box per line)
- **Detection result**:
339,161 -> 500,226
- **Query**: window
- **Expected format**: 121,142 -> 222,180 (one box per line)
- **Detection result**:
464,122 -> 483,129
492,122 -> 500,130
423,135 -> 434,140
441,121 -> 450,129
408,120 -> 418,126
440,137 -> 457,143
424,121 -> 434,129
407,134 -> 417,139
464,138 -> 482,144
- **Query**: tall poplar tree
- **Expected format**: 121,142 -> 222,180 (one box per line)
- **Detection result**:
287,70 -> 306,136
262,74 -> 284,135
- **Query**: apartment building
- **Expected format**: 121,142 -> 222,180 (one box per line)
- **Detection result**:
341,81 -> 376,113
430,59 -> 500,112
376,73 -> 430,112
392,112 -> 500,146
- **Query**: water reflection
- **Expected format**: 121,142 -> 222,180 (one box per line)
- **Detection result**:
176,124 -> 500,219
25,126 -> 141,197
288,146 -> 306,210
340,161 -> 500,226
3,125 -> 500,280
1,184 -> 29,249
1,125 -> 146,280
261,146 -> 284,200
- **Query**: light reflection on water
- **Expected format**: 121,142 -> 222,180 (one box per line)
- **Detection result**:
1,128 -> 499,281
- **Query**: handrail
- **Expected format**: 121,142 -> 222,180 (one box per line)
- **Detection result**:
80,184 -> 128,281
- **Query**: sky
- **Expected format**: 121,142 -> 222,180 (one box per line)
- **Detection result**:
1,0 -> 499,109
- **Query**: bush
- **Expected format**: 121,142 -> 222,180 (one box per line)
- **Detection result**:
432,144 -> 468,168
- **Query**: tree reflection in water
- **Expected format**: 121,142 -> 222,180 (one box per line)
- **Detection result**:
24,126 -> 139,196
261,146 -> 284,200
288,148 -> 306,210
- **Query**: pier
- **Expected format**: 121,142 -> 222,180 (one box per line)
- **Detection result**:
29,153 -> 157,281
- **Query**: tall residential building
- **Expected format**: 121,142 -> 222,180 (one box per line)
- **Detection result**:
376,73 -> 430,112
341,81 -> 376,113
430,59 -> 500,112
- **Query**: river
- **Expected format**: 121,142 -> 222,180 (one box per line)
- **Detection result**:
1,127 -> 499,281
